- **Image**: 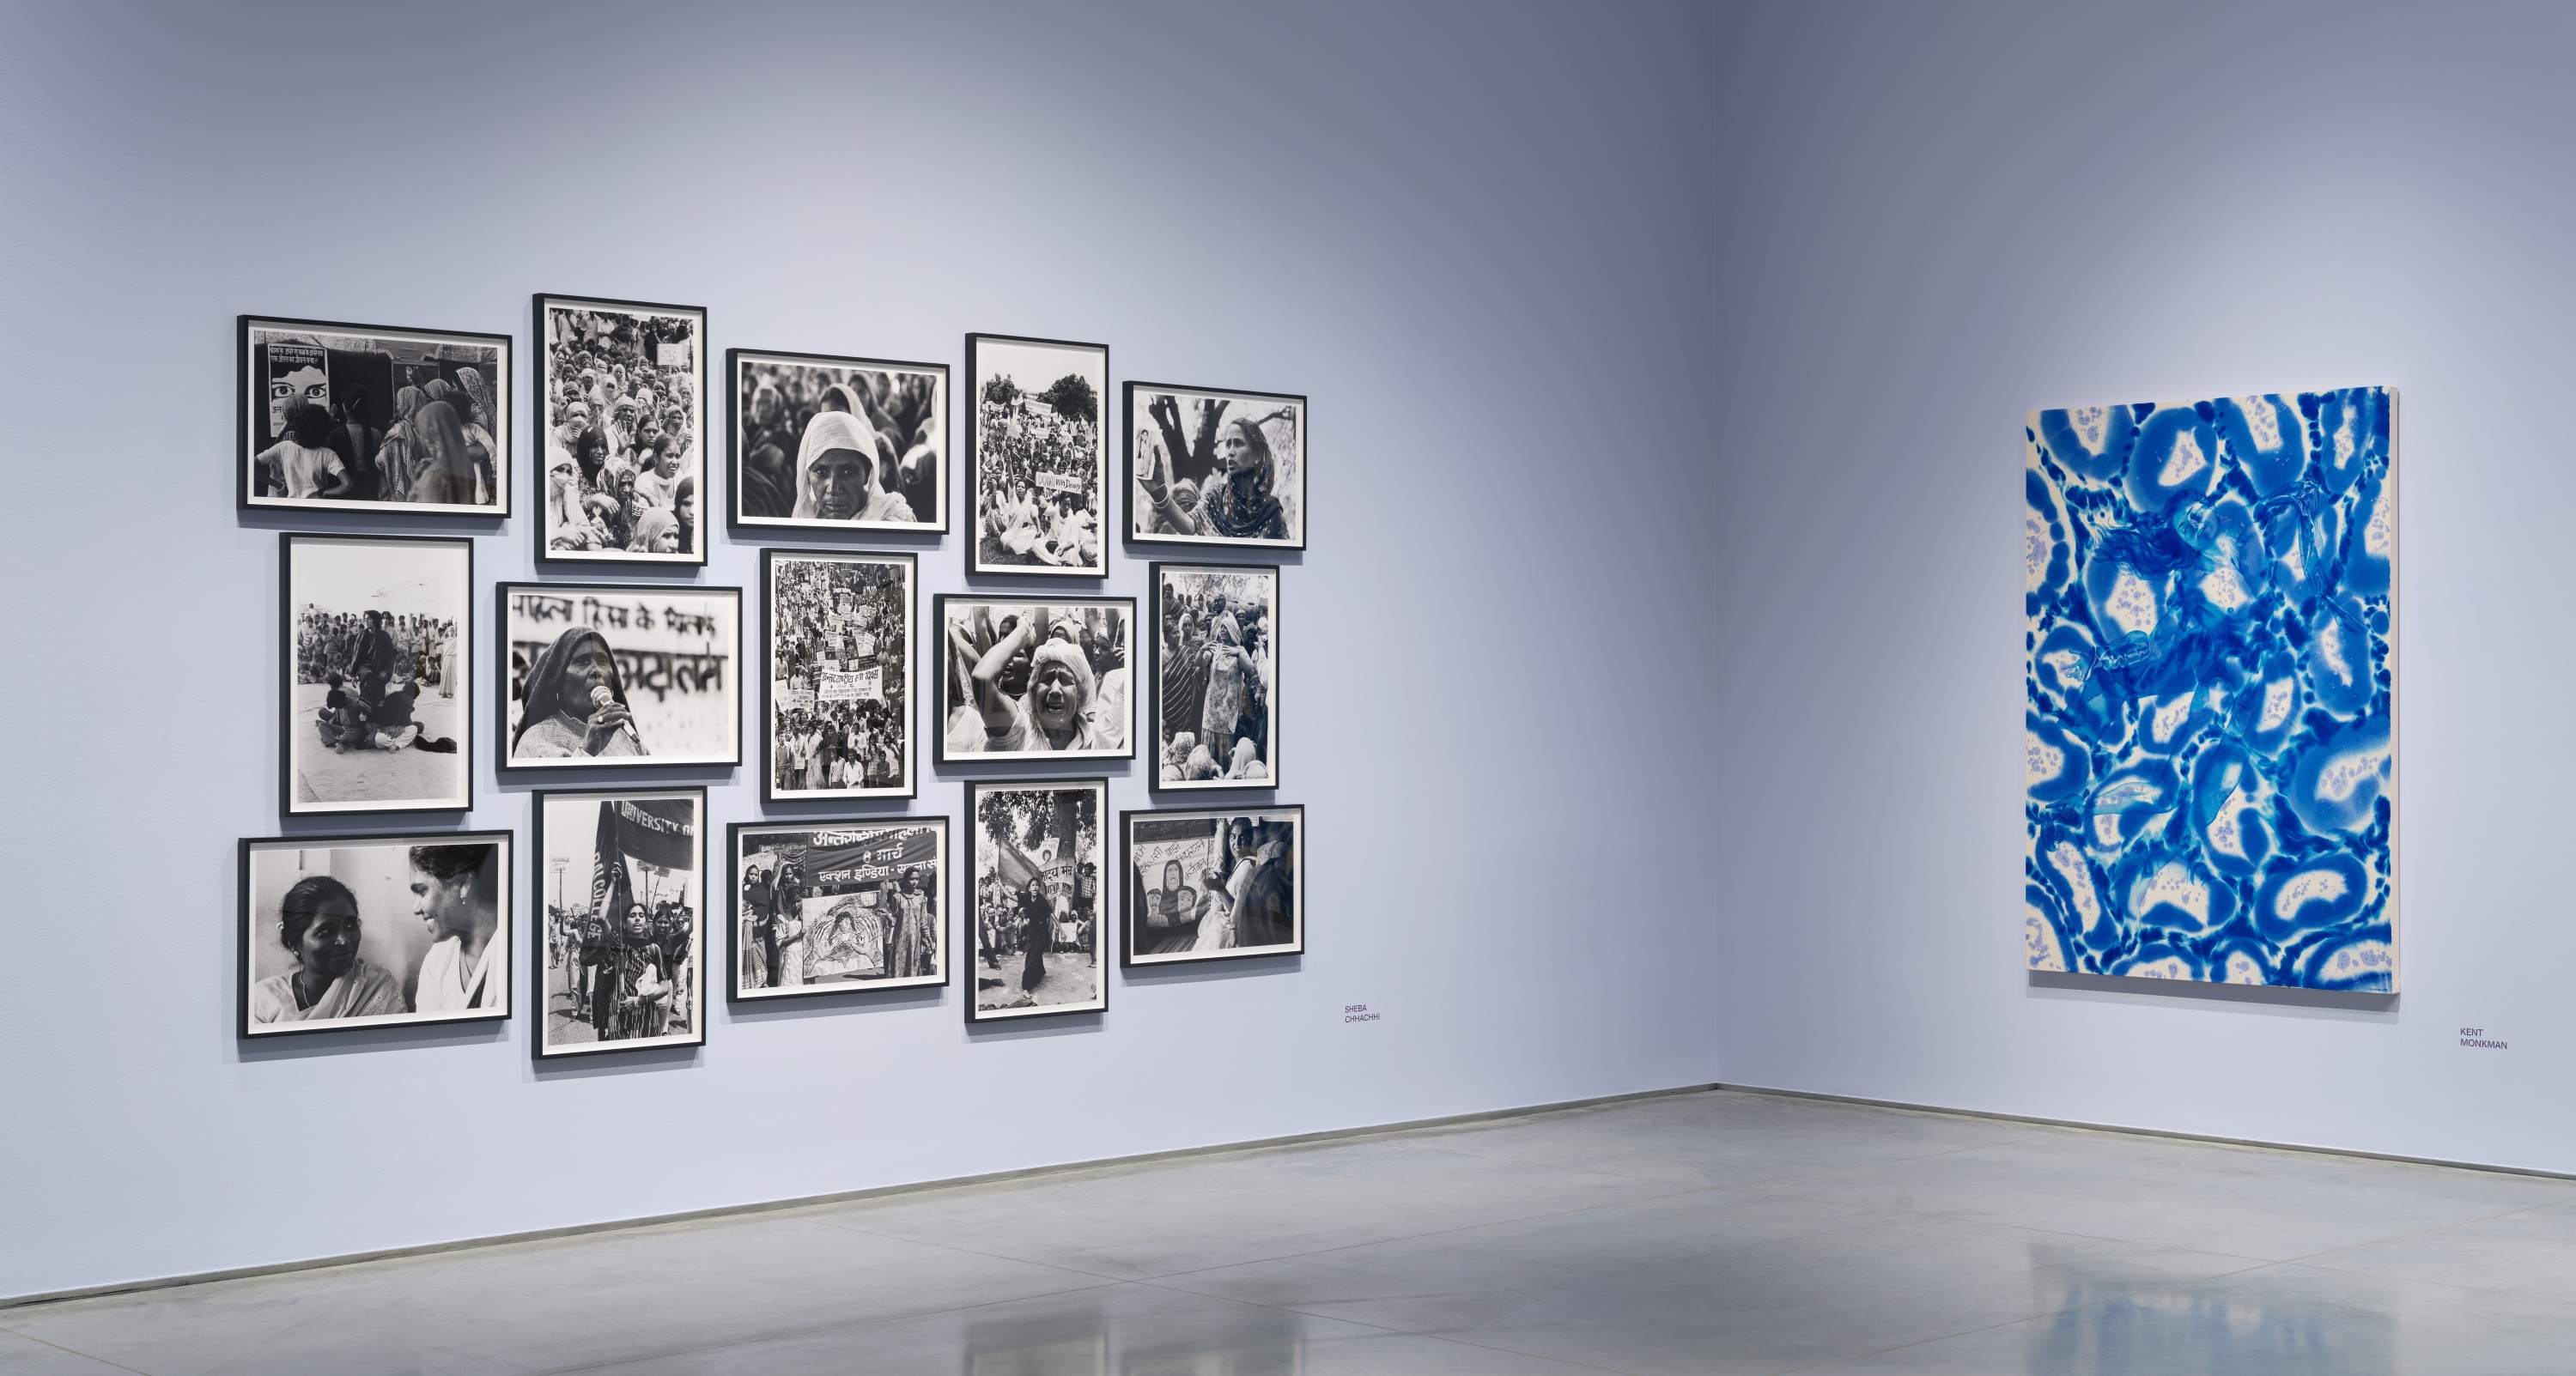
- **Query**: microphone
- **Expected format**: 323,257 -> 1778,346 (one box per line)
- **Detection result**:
592,685 -> 641,749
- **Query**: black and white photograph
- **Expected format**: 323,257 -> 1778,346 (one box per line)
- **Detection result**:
501,583 -> 742,771
536,294 -> 708,565
937,596 -> 1134,761
239,832 -> 512,1038
1150,563 -> 1278,790
240,316 -> 512,515
968,779 -> 1108,1021
730,819 -> 948,1000
765,550 -> 913,800
534,787 -> 705,1058
282,533 -> 471,815
1126,383 -> 1304,549
732,349 -> 946,532
967,334 -> 1109,577
1121,806 -> 1303,967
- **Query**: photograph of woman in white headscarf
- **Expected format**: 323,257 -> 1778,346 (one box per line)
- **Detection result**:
731,349 -> 945,532
938,597 -> 1134,762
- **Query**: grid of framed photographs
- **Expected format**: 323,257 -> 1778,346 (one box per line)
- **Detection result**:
237,308 -> 1305,1052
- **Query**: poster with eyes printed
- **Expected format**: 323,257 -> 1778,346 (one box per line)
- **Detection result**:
2024,388 -> 2395,990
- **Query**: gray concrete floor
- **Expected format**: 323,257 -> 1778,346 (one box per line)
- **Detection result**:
9,1089 -> 2576,1374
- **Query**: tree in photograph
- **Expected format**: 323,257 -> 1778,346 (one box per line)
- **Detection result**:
1037,373 -> 1096,425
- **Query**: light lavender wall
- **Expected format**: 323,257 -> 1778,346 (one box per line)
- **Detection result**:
0,0 -> 1719,1299
1711,1 -> 2576,1170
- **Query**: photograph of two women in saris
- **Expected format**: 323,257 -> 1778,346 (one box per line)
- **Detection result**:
240,834 -> 511,1036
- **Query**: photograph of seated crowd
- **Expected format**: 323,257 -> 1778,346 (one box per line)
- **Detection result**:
1127,384 -> 1304,549
969,335 -> 1107,575
538,298 -> 704,561
939,598 -> 1133,760
283,533 -> 470,816
732,351 -> 944,530
767,552 -> 913,799
239,834 -> 511,1037
732,821 -> 946,998
241,318 -> 507,512
969,780 -> 1108,1021
1152,564 -> 1276,789
536,789 -> 706,1058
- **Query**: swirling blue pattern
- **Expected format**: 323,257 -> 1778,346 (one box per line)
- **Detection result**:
2025,389 -> 2395,990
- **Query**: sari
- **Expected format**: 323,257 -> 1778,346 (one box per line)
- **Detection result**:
513,627 -> 644,758
248,959 -> 407,1024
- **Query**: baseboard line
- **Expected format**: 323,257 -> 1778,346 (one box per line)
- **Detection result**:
1716,1082 -> 2576,1183
0,1081 -> 1720,1312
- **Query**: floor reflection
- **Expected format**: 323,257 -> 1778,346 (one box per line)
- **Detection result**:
2022,1246 -> 2391,1376
963,1295 -> 1309,1376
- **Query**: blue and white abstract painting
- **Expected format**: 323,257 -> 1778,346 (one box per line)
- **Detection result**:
2026,389 -> 2395,990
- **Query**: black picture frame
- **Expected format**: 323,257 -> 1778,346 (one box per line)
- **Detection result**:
965,332 -> 1110,579
532,293 -> 710,567
933,593 -> 1138,764
496,581 -> 744,773
727,348 -> 951,534
1146,561 -> 1279,791
762,549 -> 917,801
281,531 -> 475,817
726,817 -> 951,1002
965,778 -> 1110,1023
240,314 -> 514,517
531,785 -> 708,1059
238,829 -> 515,1040
1119,804 -> 1304,967
1122,381 -> 1307,552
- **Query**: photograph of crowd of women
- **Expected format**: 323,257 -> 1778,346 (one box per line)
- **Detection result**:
537,295 -> 707,564
1151,563 -> 1277,790
536,789 -> 704,1058
938,597 -> 1133,761
240,317 -> 511,515
732,349 -> 945,532
239,833 -> 510,1037
1121,807 -> 1302,967
283,534 -> 470,815
730,820 -> 947,1000
766,551 -> 913,800
968,335 -> 1109,577
1126,384 -> 1304,549
502,584 -> 741,770
969,780 -> 1108,1021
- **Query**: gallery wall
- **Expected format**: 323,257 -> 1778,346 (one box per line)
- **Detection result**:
1710,0 -> 2576,1172
0,0 -> 1720,1299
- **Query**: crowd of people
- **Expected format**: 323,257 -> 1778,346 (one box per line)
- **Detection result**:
543,327 -> 701,554
1132,818 -> 1296,955
249,845 -> 502,1025
253,367 -> 501,506
975,376 -> 1102,567
738,859 -> 939,989
945,603 -> 1130,755
1157,585 -> 1271,781
978,864 -> 1100,987
547,896 -> 696,1040
297,606 -> 460,755
771,561 -> 908,791
738,365 -> 939,525
1131,393 -> 1296,543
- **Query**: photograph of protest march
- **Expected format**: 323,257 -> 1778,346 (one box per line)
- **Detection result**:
534,787 -> 705,1058
1121,806 -> 1302,967
764,550 -> 913,800
968,779 -> 1108,1021
1150,563 -> 1278,791
729,819 -> 947,1000
731,349 -> 946,533
240,316 -> 511,515
535,294 -> 708,565
967,334 -> 1109,577
1126,383 -> 1304,550
282,534 -> 471,815
240,832 -> 512,1038
936,596 -> 1134,762
501,583 -> 741,771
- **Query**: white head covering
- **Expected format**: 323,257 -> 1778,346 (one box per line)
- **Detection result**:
793,410 -> 884,520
